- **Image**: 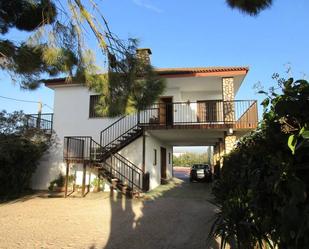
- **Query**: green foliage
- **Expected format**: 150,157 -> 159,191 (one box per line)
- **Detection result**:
173,152 -> 210,167
0,0 -> 57,34
0,111 -> 51,197
0,0 -> 68,89
0,1 -> 164,112
226,0 -> 273,15
91,40 -> 166,116
210,78 -> 309,249
91,177 -> 105,191
0,39 -> 80,89
48,173 -> 66,191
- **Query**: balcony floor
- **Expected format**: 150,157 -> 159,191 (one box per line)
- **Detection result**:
146,127 -> 250,146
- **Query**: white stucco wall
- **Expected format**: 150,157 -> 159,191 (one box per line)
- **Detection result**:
180,91 -> 222,101
31,134 -> 65,190
53,85 -> 120,142
145,132 -> 173,190
118,136 -> 143,169
68,163 -> 97,186
31,85 -> 119,190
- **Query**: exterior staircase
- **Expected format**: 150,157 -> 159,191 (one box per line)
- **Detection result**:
64,112 -> 149,196
99,112 -> 143,160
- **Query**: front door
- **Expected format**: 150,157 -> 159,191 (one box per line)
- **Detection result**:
159,97 -> 173,126
197,101 -> 217,122
160,147 -> 167,179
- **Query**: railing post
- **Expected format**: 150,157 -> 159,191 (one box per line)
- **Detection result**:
50,114 -> 53,133
100,132 -> 102,146
26,115 -> 29,129
81,162 -> 86,197
90,138 -> 92,161
64,161 -> 69,198
110,156 -> 113,176
131,168 -> 134,190
137,110 -> 140,124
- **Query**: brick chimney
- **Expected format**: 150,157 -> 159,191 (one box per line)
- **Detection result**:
136,48 -> 152,65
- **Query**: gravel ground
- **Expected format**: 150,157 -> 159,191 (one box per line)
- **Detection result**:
0,173 -> 220,249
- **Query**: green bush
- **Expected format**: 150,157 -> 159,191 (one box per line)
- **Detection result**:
0,111 -> 51,197
210,78 -> 309,249
48,173 -> 65,191
173,152 -> 210,167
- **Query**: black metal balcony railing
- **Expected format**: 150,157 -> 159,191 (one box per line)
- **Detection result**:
63,136 -> 102,162
139,100 -> 258,129
25,113 -> 53,133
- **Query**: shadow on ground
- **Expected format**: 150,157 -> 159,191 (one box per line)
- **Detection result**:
91,176 -> 220,249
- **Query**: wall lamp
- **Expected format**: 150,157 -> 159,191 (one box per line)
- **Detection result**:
227,128 -> 234,135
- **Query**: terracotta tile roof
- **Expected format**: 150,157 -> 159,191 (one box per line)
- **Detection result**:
43,66 -> 249,85
154,66 -> 249,75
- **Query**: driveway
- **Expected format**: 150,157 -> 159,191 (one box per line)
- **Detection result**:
0,173 -> 219,249
173,166 -> 191,180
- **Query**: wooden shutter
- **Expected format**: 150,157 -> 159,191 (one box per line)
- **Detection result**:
89,95 -> 101,118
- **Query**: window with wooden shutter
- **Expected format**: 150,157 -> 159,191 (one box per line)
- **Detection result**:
89,95 -> 103,118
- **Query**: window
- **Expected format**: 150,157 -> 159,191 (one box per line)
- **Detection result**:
89,95 -> 103,118
153,149 -> 157,165
168,152 -> 171,164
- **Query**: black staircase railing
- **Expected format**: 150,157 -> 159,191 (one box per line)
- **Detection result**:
102,153 -> 144,191
99,112 -> 140,148
64,136 -> 146,191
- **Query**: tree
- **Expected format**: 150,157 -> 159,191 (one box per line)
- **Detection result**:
226,0 -> 273,15
0,0 -> 165,115
0,0 -> 63,89
173,152 -> 210,167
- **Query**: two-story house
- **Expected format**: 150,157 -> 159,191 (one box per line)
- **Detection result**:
31,48 -> 257,196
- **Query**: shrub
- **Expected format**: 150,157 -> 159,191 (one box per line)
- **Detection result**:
210,78 -> 309,249
48,173 -> 65,191
0,111 -> 51,197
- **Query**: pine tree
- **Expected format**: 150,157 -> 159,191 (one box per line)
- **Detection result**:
226,0 -> 273,15
0,1 -> 165,116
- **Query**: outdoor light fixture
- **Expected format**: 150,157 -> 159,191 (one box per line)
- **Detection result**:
227,128 -> 234,135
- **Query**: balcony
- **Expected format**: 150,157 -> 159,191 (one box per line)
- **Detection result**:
24,113 -> 53,134
139,100 -> 258,130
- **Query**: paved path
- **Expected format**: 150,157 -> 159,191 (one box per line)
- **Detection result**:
173,166 -> 191,180
0,174 -> 219,249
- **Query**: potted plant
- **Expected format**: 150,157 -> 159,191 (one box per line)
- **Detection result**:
48,173 -> 65,192
91,177 -> 105,192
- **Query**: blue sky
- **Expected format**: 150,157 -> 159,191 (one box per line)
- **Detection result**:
1,0 -> 308,114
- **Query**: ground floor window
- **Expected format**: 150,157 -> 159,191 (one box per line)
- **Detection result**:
153,149 -> 157,165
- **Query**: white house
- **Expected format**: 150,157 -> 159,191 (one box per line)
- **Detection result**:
31,48 -> 258,195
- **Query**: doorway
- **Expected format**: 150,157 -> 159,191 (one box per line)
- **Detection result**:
197,100 -> 217,123
159,97 -> 173,126
160,147 -> 167,180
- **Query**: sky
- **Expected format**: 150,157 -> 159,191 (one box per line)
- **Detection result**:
173,146 -> 208,154
1,0 -> 309,115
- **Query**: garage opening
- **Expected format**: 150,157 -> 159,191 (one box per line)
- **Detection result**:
173,146 -> 213,181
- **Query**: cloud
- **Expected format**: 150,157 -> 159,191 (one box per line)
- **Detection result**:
132,0 -> 163,13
